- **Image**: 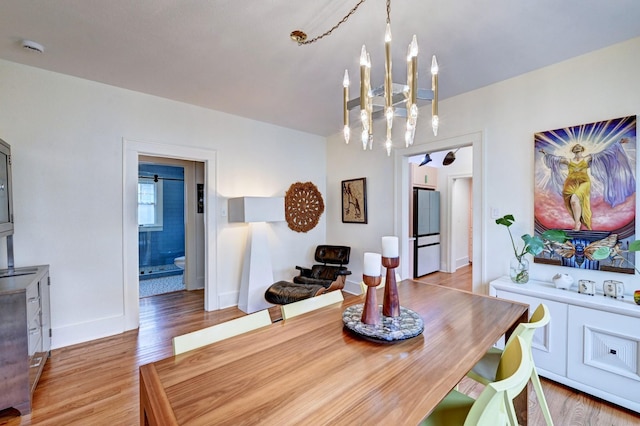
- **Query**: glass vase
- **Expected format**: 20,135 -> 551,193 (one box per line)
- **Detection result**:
510,257 -> 529,284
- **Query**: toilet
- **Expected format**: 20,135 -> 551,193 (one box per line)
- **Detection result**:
174,256 -> 185,270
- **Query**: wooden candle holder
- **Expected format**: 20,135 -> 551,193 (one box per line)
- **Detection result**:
361,274 -> 382,325
382,256 -> 400,317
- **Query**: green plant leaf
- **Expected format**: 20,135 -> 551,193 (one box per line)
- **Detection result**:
495,214 -> 514,227
522,234 -> 544,255
629,240 -> 640,252
590,246 -> 611,260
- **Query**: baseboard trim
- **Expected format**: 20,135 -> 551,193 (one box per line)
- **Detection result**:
52,314 -> 125,349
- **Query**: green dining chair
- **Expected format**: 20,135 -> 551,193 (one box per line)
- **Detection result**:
420,335 -> 531,425
467,303 -> 553,426
281,289 -> 344,320
172,309 -> 272,355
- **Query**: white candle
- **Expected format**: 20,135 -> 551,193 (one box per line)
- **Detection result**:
382,236 -> 399,258
363,252 -> 381,277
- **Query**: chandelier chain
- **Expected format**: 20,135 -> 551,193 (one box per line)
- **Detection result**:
296,0 -> 368,45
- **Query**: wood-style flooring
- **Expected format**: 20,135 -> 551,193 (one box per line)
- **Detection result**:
1,265 -> 638,425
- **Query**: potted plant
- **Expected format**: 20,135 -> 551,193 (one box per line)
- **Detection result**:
496,214 -> 569,283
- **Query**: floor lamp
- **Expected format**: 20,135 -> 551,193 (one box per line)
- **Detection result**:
228,197 -> 284,314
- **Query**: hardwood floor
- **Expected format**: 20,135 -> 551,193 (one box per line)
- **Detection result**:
1,267 -> 638,425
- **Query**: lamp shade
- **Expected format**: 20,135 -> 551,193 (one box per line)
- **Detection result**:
228,197 -> 284,223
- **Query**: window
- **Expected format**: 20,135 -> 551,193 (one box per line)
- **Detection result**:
138,179 -> 163,231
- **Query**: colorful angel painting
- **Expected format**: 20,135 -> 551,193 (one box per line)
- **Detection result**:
533,116 -> 637,273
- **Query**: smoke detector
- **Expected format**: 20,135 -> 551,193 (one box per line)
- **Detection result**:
21,40 -> 44,53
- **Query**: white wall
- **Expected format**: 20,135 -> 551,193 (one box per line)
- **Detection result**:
327,37 -> 640,293
451,177 -> 471,270
0,59 -> 326,348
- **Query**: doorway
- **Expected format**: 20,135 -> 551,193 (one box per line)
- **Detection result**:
394,131 -> 486,293
137,158 -> 206,298
122,139 -> 218,332
138,162 -> 185,297
407,148 -> 473,277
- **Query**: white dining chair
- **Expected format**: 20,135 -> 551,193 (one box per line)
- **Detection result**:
172,309 -> 272,355
281,290 -> 344,320
467,303 -> 553,425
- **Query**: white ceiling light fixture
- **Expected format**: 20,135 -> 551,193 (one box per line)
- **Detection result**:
291,0 -> 439,156
21,39 -> 44,53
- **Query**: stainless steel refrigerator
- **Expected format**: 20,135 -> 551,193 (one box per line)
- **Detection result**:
413,188 -> 440,277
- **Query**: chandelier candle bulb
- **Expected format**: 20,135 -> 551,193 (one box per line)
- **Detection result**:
405,129 -> 412,147
406,46 -> 413,122
366,52 -> 373,148
385,23 -> 393,111
343,70 -> 350,143
431,55 -> 439,135
384,23 -> 393,155
410,36 -> 418,105
360,46 -> 368,111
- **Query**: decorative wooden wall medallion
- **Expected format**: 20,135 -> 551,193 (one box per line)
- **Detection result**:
285,182 -> 324,233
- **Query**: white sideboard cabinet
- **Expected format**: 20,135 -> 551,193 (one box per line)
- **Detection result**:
490,276 -> 640,413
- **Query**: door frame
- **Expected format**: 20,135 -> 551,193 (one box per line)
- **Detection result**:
123,138 -> 218,331
394,131 -> 487,293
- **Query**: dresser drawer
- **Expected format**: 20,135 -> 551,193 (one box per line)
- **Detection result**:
25,282 -> 40,324
27,320 -> 42,357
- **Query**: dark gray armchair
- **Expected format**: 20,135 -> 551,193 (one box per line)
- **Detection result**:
264,245 -> 351,305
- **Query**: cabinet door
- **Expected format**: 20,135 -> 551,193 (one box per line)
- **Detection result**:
415,190 -> 440,236
494,290 -> 568,376
411,163 -> 437,189
567,305 -> 640,403
40,273 -> 51,353
428,191 -> 440,235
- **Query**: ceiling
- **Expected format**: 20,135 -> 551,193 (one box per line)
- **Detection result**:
1,0 -> 639,137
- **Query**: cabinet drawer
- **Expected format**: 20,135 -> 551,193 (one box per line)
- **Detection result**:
27,321 -> 42,357
25,282 -> 40,322
567,305 -> 640,402
494,290 -> 568,376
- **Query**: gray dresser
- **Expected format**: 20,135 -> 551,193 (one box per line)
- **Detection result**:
0,265 -> 50,415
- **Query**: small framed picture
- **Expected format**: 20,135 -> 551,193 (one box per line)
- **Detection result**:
342,178 -> 367,224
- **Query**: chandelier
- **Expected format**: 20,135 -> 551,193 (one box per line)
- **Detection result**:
291,0 -> 439,156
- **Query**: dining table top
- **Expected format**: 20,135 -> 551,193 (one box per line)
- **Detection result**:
140,280 -> 529,425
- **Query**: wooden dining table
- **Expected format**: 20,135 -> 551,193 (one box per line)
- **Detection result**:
140,280 -> 529,425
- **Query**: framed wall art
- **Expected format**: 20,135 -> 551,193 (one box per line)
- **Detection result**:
533,115 -> 637,273
342,177 -> 367,224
